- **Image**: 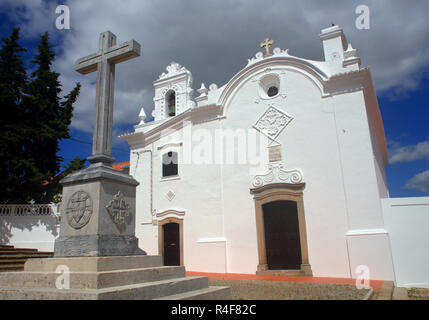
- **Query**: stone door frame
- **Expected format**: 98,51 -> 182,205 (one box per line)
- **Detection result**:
250,183 -> 312,276
158,217 -> 184,266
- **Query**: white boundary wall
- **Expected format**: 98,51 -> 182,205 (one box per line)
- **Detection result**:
0,204 -> 60,252
382,197 -> 429,288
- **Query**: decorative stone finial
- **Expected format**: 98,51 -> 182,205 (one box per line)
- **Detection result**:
138,107 -> 146,125
197,83 -> 208,97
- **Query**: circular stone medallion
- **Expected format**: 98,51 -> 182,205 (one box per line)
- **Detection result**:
65,190 -> 93,229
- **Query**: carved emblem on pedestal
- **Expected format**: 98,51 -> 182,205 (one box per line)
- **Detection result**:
65,191 -> 93,229
106,191 -> 132,233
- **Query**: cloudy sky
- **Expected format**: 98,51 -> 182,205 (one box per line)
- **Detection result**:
1,0 -> 429,196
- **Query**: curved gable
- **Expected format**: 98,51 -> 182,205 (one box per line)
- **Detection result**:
217,52 -> 330,115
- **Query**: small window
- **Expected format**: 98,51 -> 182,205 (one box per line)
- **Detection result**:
259,74 -> 280,99
267,86 -> 278,97
167,91 -> 176,117
162,151 -> 178,177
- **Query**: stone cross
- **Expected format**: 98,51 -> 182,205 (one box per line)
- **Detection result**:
75,31 -> 141,165
260,37 -> 274,56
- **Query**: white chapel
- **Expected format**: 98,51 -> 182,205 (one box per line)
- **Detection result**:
120,24 -> 399,280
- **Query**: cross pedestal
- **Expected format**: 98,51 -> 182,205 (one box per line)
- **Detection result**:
54,166 -> 140,256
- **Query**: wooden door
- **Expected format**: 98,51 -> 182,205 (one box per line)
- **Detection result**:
262,200 -> 302,270
163,222 -> 180,266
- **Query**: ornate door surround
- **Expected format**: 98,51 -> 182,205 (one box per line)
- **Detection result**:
250,183 -> 312,276
158,217 -> 184,266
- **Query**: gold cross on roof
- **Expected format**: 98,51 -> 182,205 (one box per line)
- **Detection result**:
260,37 -> 274,56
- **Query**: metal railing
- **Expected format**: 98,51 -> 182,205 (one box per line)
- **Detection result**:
0,204 -> 59,217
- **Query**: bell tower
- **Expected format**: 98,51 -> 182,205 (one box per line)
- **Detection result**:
152,62 -> 195,121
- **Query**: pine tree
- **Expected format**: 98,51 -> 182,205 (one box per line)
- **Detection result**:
20,32 -> 81,203
51,156 -> 86,204
0,29 -> 81,203
0,28 -> 28,203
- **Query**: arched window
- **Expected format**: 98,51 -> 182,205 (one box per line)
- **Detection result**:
162,151 -> 178,177
167,91 -> 176,117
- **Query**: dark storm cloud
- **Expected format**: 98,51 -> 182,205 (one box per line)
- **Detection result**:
2,0 -> 429,132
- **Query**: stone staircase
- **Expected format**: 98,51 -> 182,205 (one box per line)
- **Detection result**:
0,245 -> 53,272
0,255 -> 230,300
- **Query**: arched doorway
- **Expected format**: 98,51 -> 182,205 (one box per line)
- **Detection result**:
158,217 -> 183,266
250,183 -> 312,276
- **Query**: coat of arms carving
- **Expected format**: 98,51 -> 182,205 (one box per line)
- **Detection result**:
65,190 -> 93,229
106,191 -> 132,233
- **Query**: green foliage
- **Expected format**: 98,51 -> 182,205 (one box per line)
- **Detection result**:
0,28 -> 81,204
62,156 -> 86,176
52,156 -> 87,204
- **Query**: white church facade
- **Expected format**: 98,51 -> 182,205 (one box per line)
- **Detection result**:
120,25 -> 396,280
3,25 -> 428,287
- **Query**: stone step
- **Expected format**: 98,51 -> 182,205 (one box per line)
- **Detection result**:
97,276 -> 210,300
0,250 -> 52,255
154,286 -> 231,300
0,259 -> 28,265
0,245 -> 14,249
0,254 -> 52,260
0,286 -> 97,300
95,266 -> 186,289
0,248 -> 38,252
0,276 -> 210,300
0,265 -> 24,272
0,265 -> 187,290
24,255 -> 162,272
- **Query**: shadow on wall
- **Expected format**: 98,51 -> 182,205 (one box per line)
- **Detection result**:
0,205 -> 60,250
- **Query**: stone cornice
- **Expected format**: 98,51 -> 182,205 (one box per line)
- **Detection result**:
250,182 -> 306,195
120,104 -> 222,147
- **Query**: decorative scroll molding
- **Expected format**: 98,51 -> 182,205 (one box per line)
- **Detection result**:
66,191 -> 93,230
106,191 -> 132,233
252,163 -> 303,188
158,62 -> 188,80
253,104 -> 293,141
155,209 -> 185,218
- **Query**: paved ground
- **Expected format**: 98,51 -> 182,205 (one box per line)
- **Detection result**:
209,278 -> 371,300
407,288 -> 429,300
187,271 -> 378,300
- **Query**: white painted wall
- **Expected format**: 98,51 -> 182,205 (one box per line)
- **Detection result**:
0,207 -> 60,252
382,197 -> 429,288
